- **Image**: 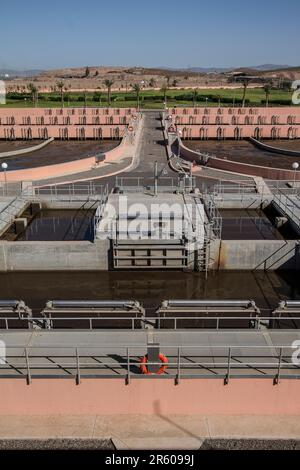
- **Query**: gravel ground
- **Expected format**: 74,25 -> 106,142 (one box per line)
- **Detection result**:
199,439 -> 300,450
0,438 -> 115,450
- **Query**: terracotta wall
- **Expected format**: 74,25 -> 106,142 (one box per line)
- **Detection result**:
168,106 -> 300,139
0,378 -> 299,415
0,107 -> 136,139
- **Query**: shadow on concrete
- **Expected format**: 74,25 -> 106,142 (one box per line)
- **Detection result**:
152,400 -> 203,442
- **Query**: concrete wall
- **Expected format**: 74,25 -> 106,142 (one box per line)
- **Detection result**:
0,238 -> 297,271
0,378 -> 300,415
0,239 -> 109,271
210,239 -> 300,270
207,157 -> 300,181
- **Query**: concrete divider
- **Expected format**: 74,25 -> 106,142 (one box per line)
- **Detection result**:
250,137 -> 300,157
210,239 -> 300,270
0,239 -> 109,271
0,138 -> 54,159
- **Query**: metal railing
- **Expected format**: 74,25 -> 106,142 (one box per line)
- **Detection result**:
272,188 -> 300,231
202,191 -> 222,238
1,344 -> 299,383
1,315 -> 300,330
93,184 -> 109,239
29,182 -> 108,202
211,182 -> 257,197
0,193 -> 28,232
0,182 -> 23,197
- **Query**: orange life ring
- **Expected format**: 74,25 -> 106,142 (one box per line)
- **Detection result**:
140,353 -> 168,375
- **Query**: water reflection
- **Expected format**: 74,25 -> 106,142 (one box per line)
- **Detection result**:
0,270 -> 298,314
18,210 -> 95,241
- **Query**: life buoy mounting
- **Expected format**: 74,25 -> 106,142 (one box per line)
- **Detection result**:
140,353 -> 169,375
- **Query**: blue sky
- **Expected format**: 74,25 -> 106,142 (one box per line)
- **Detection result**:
0,0 -> 299,70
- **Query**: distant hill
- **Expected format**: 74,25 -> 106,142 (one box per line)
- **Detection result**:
0,69 -> 44,78
184,64 -> 292,73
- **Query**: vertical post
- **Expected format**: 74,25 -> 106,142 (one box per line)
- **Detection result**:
175,346 -> 181,385
25,347 -> 31,385
4,168 -> 7,196
154,160 -> 158,197
1,163 -> 8,196
126,347 -> 130,385
224,347 -> 231,385
76,348 -> 81,385
274,347 -> 283,385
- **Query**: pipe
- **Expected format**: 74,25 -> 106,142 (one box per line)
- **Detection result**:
163,300 -> 256,308
47,300 -> 141,309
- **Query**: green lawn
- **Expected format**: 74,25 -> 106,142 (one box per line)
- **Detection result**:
1,87 -> 294,108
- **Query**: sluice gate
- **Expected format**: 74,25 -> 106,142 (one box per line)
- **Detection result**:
0,300 -> 32,329
155,299 -> 261,329
1,299 -> 300,330
40,300 -> 145,329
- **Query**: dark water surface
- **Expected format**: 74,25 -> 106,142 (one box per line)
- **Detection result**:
1,140 -> 119,170
184,139 -> 300,169
220,209 -> 283,240
0,270 -> 298,314
17,209 -> 95,241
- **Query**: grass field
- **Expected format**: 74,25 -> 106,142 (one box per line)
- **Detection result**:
1,87 -> 294,108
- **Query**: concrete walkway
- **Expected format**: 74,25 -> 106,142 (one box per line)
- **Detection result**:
0,415 -> 300,449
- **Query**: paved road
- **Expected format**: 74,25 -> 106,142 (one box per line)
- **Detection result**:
129,111 -> 171,177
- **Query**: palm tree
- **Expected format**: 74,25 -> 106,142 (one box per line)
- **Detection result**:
240,77 -> 251,107
132,83 -> 141,109
56,80 -> 65,107
28,83 -> 38,107
192,88 -> 198,107
263,84 -> 272,107
104,79 -> 114,107
160,84 -> 168,108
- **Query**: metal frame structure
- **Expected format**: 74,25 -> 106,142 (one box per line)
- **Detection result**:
1,343 -> 299,385
272,188 -> 300,233
114,176 -> 196,195
1,315 -> 299,330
